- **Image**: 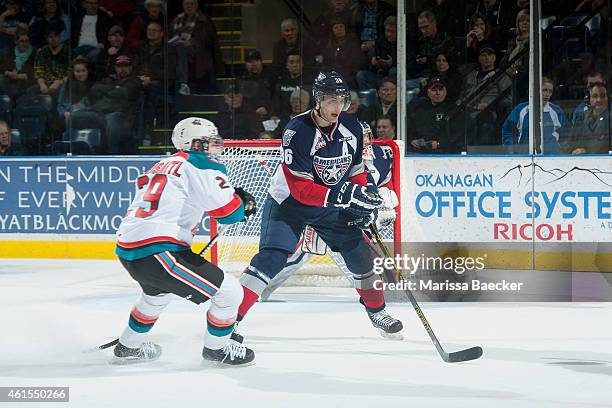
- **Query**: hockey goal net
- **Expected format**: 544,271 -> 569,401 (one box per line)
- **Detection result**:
210,139 -> 402,286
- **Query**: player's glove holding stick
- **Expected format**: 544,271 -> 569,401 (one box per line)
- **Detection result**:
328,181 -> 383,229
234,187 -> 257,220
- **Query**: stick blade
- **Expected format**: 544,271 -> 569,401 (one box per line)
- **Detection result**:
444,346 -> 483,363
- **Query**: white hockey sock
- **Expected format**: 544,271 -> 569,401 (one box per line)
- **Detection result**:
204,274 -> 242,350
119,292 -> 172,349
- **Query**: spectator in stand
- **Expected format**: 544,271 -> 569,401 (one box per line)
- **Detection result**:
273,51 -> 312,121
419,0 -> 464,37
375,115 -> 396,140
94,25 -> 137,80
214,84 -> 262,140
407,77 -> 464,154
170,0 -> 224,95
425,51 -> 462,103
459,45 -> 512,145
273,87 -> 311,138
363,76 -> 396,128
0,0 -> 31,51
99,0 -> 133,25
566,83 -> 610,154
471,0 -> 515,52
408,10 -> 454,89
237,49 -> 276,120
57,56 -> 94,125
271,18 -> 314,76
502,77 -> 568,154
311,0 -> 353,49
0,27 -> 35,99
500,9 -> 529,99
71,0 -> 114,61
355,15 -> 396,91
0,120 -> 25,155
350,0 -> 396,56
572,72 -> 607,124
77,54 -> 145,153
138,20 -> 173,133
126,0 -> 164,48
28,0 -> 70,49
32,26 -> 69,98
347,90 -> 371,123
465,13 -> 492,63
319,18 -> 362,88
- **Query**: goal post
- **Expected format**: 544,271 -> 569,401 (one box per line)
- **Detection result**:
210,139 -> 403,286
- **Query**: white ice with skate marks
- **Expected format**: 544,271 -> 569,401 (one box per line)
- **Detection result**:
1,259 -> 612,408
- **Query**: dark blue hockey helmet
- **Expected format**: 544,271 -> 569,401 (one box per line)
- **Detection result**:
312,70 -> 351,111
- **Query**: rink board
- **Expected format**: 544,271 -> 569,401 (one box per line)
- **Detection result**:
0,155 -> 610,272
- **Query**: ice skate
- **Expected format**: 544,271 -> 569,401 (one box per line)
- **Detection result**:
202,343 -> 255,367
111,341 -> 162,365
367,309 -> 404,340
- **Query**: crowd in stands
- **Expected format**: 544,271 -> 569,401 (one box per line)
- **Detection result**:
0,0 -> 609,157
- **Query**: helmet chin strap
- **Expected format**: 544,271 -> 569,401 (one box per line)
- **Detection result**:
315,105 -> 333,126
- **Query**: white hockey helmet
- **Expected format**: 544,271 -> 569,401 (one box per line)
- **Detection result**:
172,117 -> 223,154
360,120 -> 374,161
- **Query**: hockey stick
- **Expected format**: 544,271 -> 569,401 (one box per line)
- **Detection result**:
89,226 -> 230,352
369,224 -> 483,363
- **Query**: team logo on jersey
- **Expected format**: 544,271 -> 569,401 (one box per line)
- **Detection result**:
282,129 -> 296,146
313,154 -> 352,185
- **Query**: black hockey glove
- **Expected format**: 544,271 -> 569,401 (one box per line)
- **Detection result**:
343,207 -> 378,229
327,181 -> 383,211
234,187 -> 257,220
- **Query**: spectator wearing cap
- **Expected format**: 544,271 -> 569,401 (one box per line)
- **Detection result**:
237,49 -> 277,119
71,0 -> 115,61
363,77 -> 397,128
171,0 -> 224,95
32,26 -> 70,97
214,84 -> 262,140
0,27 -> 35,100
407,77 -> 464,154
126,0 -> 164,48
28,0 -> 70,49
319,17 -> 362,88
271,18 -> 315,77
94,24 -> 137,80
423,51 -> 462,103
356,15 -> 396,91
79,54 -> 145,153
502,77 -> 568,154
459,44 -> 511,145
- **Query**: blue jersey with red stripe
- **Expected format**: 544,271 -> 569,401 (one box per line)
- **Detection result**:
269,109 -> 366,207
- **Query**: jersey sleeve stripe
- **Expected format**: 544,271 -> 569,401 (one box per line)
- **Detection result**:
285,166 -> 314,180
350,171 -> 368,187
208,194 -> 242,218
282,163 -> 329,207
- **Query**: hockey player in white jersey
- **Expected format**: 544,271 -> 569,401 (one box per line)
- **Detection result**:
260,123 -> 399,301
112,117 -> 257,366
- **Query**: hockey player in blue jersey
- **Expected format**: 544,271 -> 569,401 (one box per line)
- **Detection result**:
234,70 -> 403,339
259,123 -> 399,305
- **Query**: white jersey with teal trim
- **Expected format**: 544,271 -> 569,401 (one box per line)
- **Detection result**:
116,151 -> 244,259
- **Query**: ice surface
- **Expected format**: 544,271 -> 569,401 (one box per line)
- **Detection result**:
1,259 -> 611,408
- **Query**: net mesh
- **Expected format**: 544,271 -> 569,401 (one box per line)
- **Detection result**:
214,141 -> 397,286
